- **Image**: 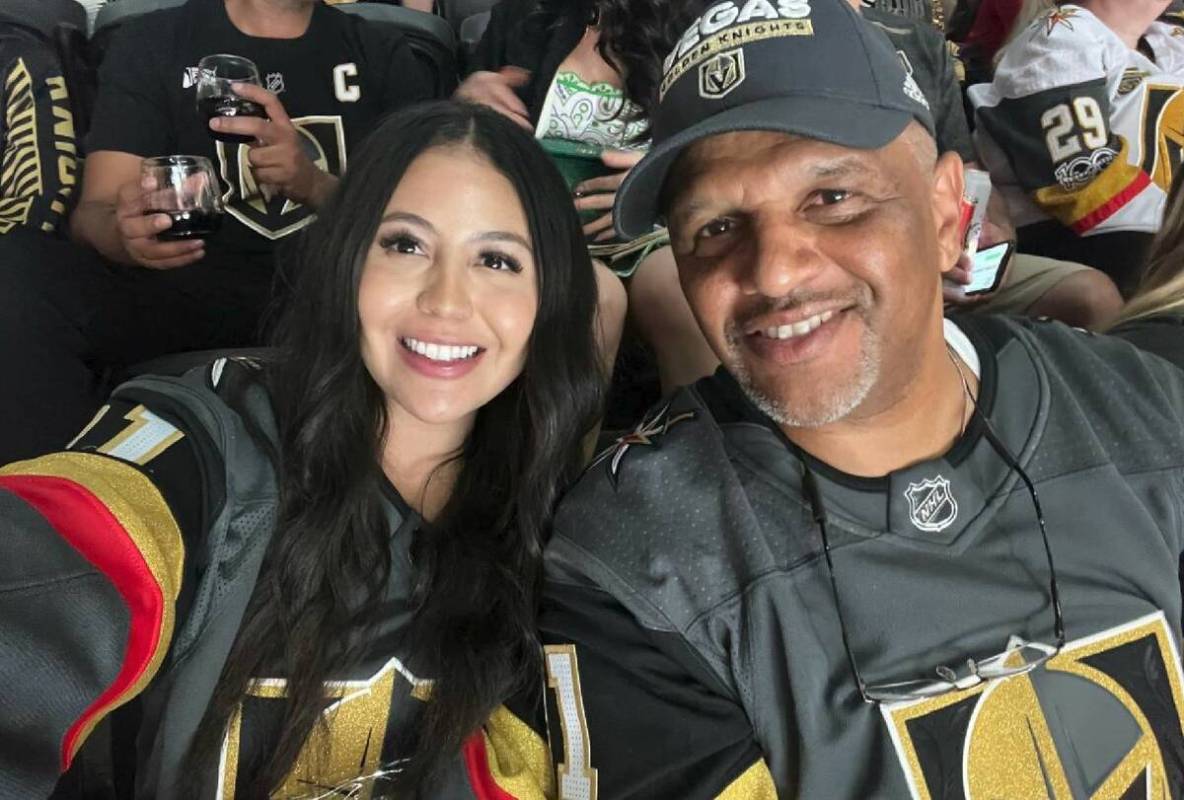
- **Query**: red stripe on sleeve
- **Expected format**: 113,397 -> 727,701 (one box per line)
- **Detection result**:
1072,171 -> 1152,235
463,732 -> 519,800
0,475 -> 166,771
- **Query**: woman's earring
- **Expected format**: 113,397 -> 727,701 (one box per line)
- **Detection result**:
586,4 -> 601,27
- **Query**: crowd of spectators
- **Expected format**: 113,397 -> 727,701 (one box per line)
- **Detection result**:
5,0 -> 1183,457
4,0 -> 1184,795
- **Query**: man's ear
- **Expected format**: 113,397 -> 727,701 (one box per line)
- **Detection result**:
931,152 -> 966,277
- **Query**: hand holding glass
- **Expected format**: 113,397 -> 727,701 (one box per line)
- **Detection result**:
141,155 -> 224,242
196,54 -> 266,144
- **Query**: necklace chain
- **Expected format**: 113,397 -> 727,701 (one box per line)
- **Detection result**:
947,345 -> 974,438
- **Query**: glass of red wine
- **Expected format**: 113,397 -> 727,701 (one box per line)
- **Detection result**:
196,53 -> 265,144
141,155 -> 225,241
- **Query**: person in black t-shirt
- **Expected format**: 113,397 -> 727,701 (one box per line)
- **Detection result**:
0,0 -> 434,463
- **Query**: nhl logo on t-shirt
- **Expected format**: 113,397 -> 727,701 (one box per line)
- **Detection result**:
699,49 -> 746,100
904,475 -> 957,532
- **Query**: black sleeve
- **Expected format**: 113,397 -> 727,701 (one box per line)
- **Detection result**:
0,398 -> 210,796
377,27 -> 439,107
539,580 -> 776,799
932,38 -> 975,162
467,0 -> 542,75
85,18 -> 173,156
0,33 -> 78,234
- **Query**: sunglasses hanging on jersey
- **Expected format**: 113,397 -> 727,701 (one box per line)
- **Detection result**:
795,393 -> 1066,705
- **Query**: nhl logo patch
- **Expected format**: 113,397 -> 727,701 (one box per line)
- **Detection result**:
699,49 -> 746,100
904,475 -> 958,532
266,72 -> 286,94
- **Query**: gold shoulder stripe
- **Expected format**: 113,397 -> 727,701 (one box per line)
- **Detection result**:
714,759 -> 778,800
0,452 -> 185,762
1033,136 -> 1149,233
482,704 -> 555,799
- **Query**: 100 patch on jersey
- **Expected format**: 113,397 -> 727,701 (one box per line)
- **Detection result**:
883,612 -> 1184,799
214,115 -> 347,240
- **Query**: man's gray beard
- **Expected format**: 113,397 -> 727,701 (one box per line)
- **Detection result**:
724,320 -> 881,429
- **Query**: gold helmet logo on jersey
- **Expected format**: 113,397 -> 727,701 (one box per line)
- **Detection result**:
883,612 -> 1184,800
217,655 -> 433,800
1138,85 -> 1184,194
215,115 -> 347,240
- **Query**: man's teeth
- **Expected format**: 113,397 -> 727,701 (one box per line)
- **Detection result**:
762,310 -> 837,340
401,337 -> 480,362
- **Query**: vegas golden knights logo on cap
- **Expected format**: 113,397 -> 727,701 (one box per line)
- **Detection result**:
698,49 -> 746,99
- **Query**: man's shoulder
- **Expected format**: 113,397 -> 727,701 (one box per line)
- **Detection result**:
559,387 -> 724,519
547,381 -> 807,632
1000,316 -> 1184,456
106,2 -> 187,41
988,6 -> 1116,96
99,3 -> 188,67
319,3 -> 410,58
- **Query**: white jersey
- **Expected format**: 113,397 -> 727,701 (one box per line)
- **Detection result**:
969,6 -> 1184,236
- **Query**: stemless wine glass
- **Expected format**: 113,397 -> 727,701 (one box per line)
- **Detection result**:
195,53 -> 266,144
141,155 -> 225,242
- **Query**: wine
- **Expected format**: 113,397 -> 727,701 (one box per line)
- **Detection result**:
199,95 -> 265,144
148,208 -> 223,241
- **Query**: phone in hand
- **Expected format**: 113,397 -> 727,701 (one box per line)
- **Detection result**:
964,240 -> 1014,296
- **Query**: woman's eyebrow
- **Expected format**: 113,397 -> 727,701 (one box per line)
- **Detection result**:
379,211 -> 437,232
471,231 -> 533,254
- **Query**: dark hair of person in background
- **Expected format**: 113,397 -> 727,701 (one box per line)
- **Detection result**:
184,101 -> 605,795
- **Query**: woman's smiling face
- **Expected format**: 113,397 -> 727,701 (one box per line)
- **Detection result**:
358,145 -> 539,427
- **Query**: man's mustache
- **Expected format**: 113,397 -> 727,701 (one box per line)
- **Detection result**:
729,288 -> 870,335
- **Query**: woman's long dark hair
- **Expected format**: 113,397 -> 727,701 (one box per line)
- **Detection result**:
187,101 -> 604,795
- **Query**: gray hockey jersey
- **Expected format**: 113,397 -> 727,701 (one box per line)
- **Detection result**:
539,315 -> 1184,799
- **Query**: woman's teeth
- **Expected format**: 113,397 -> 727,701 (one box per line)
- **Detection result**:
400,337 -> 481,362
761,309 -> 837,340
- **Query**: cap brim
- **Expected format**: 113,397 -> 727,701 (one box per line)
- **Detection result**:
615,95 -> 916,240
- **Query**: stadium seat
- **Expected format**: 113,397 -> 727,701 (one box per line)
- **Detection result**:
114,348 -> 272,382
437,0 -> 498,37
93,0 -> 187,38
337,3 -> 458,95
0,0 -> 86,39
458,10 -> 490,59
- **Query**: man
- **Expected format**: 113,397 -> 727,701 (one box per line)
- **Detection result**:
971,0 -> 1184,294
0,0 -> 433,462
629,0 -> 1120,393
537,0 -> 1184,796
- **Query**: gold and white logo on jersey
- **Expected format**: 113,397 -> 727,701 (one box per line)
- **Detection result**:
883,611 -> 1184,800
217,655 -> 433,800
214,115 -> 347,240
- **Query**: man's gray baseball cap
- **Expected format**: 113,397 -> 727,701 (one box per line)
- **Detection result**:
614,0 -> 936,239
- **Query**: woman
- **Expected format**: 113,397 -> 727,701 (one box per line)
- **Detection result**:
1106,167 -> 1184,368
0,101 -> 602,798
459,0 -> 721,398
